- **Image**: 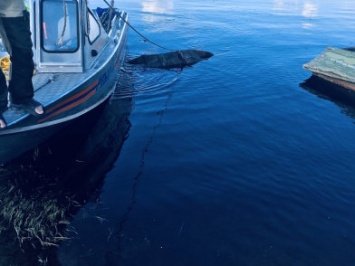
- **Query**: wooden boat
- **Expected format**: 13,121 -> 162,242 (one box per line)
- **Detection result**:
303,47 -> 355,91
0,0 -> 129,164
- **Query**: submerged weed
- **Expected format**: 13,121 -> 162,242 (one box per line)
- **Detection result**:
0,184 -> 80,247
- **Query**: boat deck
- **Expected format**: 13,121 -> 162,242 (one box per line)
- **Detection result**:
1,65 -> 100,133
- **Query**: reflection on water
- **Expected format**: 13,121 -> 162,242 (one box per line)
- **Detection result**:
272,0 -> 318,17
300,75 -> 355,119
302,2 -> 318,18
272,0 -> 318,29
140,0 -> 174,25
302,2 -> 317,28
0,68 -> 134,265
142,0 -> 174,14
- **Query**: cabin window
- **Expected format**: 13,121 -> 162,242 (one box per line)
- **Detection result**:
87,10 -> 101,44
41,0 -> 79,53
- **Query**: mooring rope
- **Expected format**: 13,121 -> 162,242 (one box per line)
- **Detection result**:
82,0 -> 90,37
119,14 -> 174,51
57,0 -> 68,46
105,69 -> 176,265
107,0 -> 114,32
103,0 -> 175,51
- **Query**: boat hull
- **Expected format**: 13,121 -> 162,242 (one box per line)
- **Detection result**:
0,120 -> 69,164
0,8 -> 129,164
314,73 -> 355,92
304,47 -> 355,91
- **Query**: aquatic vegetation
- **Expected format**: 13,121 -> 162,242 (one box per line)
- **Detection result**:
0,181 -> 80,247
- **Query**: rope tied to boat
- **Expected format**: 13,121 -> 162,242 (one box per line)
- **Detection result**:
57,0 -> 68,46
102,0 -> 175,51
82,0 -> 90,37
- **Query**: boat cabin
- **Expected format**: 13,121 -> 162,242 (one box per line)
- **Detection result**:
29,0 -> 113,73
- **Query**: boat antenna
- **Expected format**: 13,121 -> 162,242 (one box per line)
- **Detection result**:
102,0 -> 174,51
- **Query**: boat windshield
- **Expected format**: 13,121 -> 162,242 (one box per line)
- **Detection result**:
41,0 -> 79,53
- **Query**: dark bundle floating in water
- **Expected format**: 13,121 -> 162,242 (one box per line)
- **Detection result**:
128,49 -> 213,70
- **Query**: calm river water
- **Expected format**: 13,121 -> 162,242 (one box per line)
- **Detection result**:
2,0 -> 355,265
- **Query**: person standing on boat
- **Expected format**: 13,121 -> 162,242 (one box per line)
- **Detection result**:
0,0 -> 44,129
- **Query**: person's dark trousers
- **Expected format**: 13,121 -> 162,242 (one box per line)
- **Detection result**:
0,71 -> 7,112
0,11 -> 34,105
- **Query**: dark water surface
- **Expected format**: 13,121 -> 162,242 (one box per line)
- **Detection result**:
2,0 -> 355,265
